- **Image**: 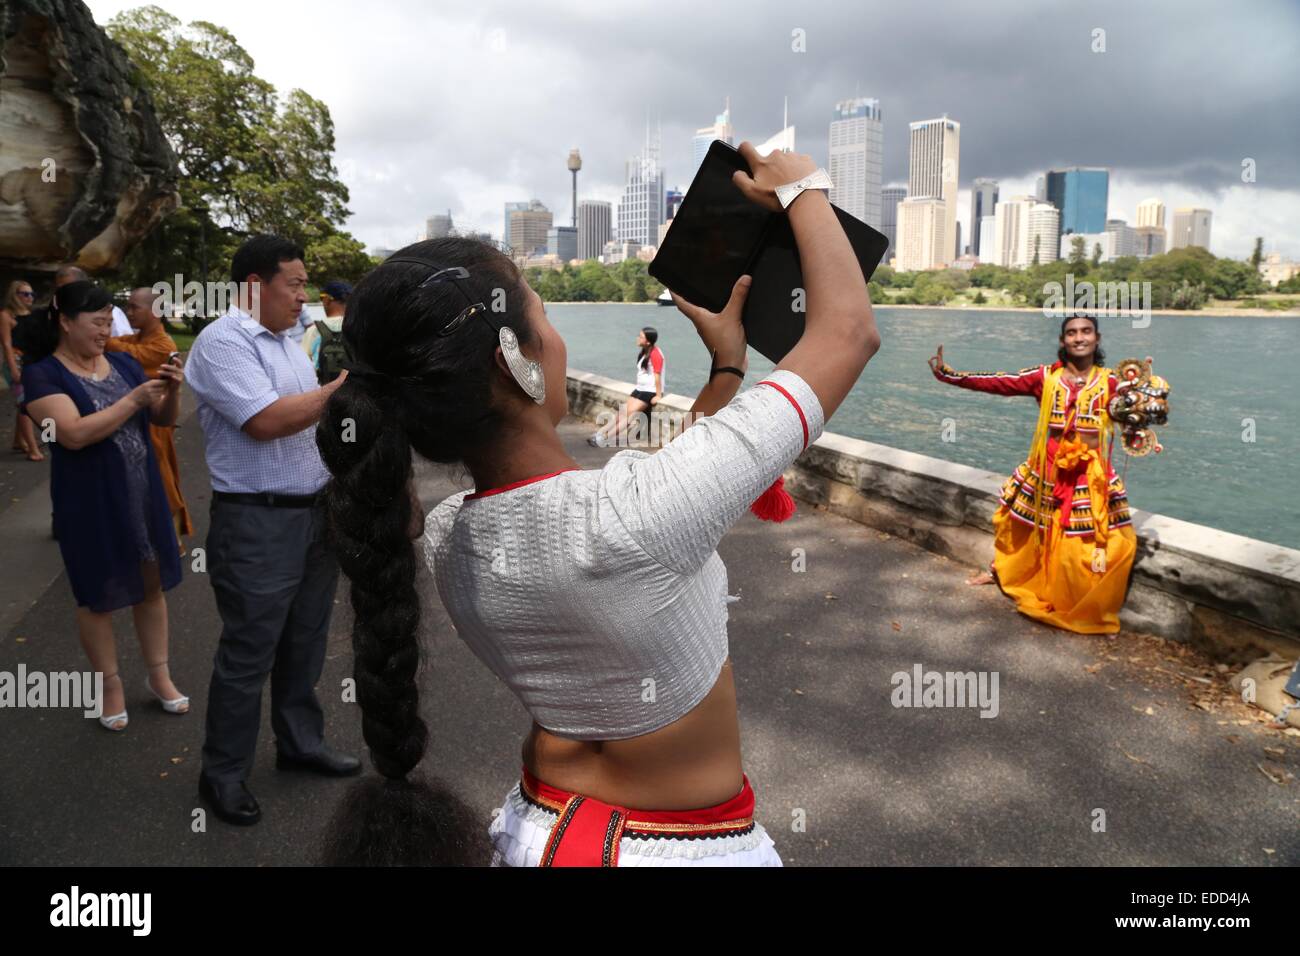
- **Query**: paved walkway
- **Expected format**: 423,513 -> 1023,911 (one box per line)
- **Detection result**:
0,387 -> 1296,866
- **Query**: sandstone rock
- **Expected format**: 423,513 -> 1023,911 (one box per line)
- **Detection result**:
0,0 -> 177,283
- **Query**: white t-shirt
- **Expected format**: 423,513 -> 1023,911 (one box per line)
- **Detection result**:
110,306 -> 132,337
634,346 -> 664,393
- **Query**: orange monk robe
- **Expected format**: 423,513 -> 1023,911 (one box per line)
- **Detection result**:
105,325 -> 195,538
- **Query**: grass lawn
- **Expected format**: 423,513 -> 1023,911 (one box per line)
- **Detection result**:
162,322 -> 196,352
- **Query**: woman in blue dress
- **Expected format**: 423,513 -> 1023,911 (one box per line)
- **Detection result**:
22,281 -> 187,731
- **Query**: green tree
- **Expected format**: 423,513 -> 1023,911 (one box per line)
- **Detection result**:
1250,237 -> 1264,270
911,273 -> 953,305
1090,243 -> 1103,268
108,6 -> 363,286
304,233 -> 374,285
1069,235 -> 1087,266
1207,258 -> 1265,300
1169,279 -> 1208,310
969,264 -> 1014,289
535,269 -> 570,301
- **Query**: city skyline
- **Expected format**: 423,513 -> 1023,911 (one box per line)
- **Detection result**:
82,0 -> 1300,261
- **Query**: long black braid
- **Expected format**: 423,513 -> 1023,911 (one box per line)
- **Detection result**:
316,237 -> 537,864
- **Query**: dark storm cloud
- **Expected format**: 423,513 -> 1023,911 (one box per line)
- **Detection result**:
85,0 -> 1300,248
452,0 -> 1299,194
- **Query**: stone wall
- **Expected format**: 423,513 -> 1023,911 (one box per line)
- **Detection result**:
568,369 -> 1300,662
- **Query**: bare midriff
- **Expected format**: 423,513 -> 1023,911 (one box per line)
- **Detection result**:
521,659 -> 745,812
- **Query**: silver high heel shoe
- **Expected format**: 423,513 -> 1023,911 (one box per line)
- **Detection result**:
145,661 -> 189,715
98,672 -> 128,731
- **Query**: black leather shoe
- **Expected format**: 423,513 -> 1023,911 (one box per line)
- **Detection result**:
198,774 -> 261,826
275,744 -> 362,777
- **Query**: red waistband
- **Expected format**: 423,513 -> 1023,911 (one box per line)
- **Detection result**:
517,770 -> 759,842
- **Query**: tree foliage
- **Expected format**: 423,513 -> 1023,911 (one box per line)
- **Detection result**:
108,6 -> 370,287
889,245 -> 1267,310
524,258 -> 664,303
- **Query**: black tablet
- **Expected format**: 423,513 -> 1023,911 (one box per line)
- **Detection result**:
648,141 -> 770,313
649,140 -> 889,363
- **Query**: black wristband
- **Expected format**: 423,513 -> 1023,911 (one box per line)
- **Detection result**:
709,349 -> 744,382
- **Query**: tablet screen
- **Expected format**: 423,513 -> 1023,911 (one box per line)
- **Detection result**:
649,141 -> 771,313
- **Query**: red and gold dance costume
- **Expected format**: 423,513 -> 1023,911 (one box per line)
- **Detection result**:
933,361 -> 1137,634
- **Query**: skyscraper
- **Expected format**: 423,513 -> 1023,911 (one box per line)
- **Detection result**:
1045,168 -> 1109,237
1135,198 -> 1165,229
902,116 -> 960,265
665,189 -> 683,221
978,216 -> 996,261
503,201 -> 530,251
508,199 -> 552,258
992,196 -> 1035,268
881,186 -> 906,261
1133,225 -> 1166,258
895,198 -> 947,271
690,99 -> 734,181
425,210 -> 454,240
969,178 -> 998,258
617,125 -> 665,247
547,226 -> 577,262
1026,203 -> 1060,266
828,96 -> 883,228
1170,208 -> 1212,250
577,199 -> 612,261
1104,219 -> 1137,258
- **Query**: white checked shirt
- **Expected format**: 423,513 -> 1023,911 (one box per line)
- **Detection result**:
185,306 -> 330,495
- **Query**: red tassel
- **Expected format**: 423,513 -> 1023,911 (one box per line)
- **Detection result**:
750,475 -> 796,522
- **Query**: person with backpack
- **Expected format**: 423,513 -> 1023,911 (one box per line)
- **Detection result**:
302,280 -> 350,384
1,279 -> 43,461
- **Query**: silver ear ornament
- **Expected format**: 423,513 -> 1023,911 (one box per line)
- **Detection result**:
499,325 -> 545,404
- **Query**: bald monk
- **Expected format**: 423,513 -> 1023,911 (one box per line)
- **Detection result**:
106,288 -> 194,550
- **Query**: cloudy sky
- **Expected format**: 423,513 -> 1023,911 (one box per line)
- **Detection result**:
86,0 -> 1300,260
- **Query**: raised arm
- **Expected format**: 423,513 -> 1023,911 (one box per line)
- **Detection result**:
929,344 -> 1045,398
730,142 -> 880,421
601,368 -> 823,577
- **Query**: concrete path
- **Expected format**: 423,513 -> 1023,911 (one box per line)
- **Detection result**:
0,388 -> 1296,866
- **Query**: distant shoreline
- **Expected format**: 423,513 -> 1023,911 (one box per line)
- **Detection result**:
544,300 -> 1299,318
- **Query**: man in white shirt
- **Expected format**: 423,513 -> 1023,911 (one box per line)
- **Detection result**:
185,235 -> 356,827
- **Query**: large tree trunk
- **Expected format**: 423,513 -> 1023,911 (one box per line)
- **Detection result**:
0,0 -> 178,288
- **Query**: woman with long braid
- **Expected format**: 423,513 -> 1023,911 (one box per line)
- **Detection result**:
317,142 -> 879,866
929,314 -> 1139,635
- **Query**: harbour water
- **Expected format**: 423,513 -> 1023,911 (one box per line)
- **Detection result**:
546,303 -> 1299,551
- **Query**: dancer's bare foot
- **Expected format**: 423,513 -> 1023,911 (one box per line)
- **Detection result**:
25,449 -> 44,462
966,570 -> 994,586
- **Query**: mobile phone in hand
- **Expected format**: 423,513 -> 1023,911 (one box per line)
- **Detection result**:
167,351 -> 181,367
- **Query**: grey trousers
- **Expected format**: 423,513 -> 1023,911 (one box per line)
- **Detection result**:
200,499 -> 339,783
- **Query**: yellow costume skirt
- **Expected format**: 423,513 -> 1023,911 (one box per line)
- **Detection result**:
990,506 -> 1137,635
